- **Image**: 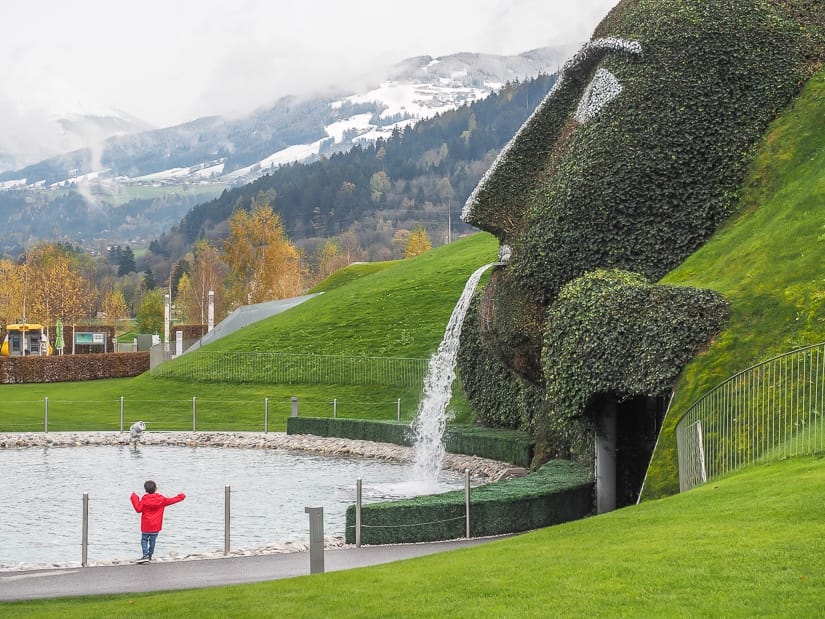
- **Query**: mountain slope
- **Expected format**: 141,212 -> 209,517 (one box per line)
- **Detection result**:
0,47 -> 567,257
149,74 -> 558,261
0,47 -> 570,189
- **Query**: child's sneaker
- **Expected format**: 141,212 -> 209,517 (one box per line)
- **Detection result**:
136,556 -> 150,564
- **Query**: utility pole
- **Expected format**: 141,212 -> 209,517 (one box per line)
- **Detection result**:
447,199 -> 452,244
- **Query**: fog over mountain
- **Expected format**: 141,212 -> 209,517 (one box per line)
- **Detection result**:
0,46 -> 571,188
0,45 -> 569,255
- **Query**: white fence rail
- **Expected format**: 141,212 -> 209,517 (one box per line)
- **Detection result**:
676,342 -> 825,491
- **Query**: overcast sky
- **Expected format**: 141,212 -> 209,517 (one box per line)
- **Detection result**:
1,0 -> 618,162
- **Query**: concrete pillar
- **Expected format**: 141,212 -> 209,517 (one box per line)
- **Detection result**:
595,397 -> 617,514
163,293 -> 170,352
305,507 -> 324,574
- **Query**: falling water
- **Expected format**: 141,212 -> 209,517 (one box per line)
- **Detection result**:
411,263 -> 498,480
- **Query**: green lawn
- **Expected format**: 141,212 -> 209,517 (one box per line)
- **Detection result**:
645,69 -> 825,498
0,233 -> 500,433
4,456 -> 823,617
0,379 -> 419,432
203,232 -> 499,359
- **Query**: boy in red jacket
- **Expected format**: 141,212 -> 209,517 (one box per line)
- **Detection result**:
130,480 -> 186,564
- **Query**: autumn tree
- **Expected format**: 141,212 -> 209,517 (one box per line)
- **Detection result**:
404,227 -> 432,258
370,171 -> 390,204
25,244 -> 91,328
315,239 -> 345,282
136,288 -> 164,334
101,289 -> 129,336
176,240 -> 226,324
0,259 -> 25,325
223,204 -> 305,306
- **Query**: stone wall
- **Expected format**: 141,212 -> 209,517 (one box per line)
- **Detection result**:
0,431 -> 526,481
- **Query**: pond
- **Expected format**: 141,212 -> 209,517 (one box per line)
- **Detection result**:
1,444 -> 467,569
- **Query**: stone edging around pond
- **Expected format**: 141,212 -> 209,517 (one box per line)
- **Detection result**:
0,431 -> 527,481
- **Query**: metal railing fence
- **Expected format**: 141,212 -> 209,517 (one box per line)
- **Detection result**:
0,395 -> 410,433
5,477 -> 476,569
150,350 -> 429,389
676,342 -> 825,492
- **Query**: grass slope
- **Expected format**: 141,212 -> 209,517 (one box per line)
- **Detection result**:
0,233 -> 499,432
4,456 -> 824,617
645,69 -> 825,498
204,233 -> 499,358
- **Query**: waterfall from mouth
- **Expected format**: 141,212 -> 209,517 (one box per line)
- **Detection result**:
411,262 -> 498,480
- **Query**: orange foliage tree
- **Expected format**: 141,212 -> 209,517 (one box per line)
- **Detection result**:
223,203 -> 305,306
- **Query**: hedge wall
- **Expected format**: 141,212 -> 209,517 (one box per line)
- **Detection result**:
286,417 -> 534,468
457,0 -> 825,468
287,417 -> 411,445
0,352 -> 149,384
542,270 -> 729,419
344,460 -> 592,544
457,293 -> 546,434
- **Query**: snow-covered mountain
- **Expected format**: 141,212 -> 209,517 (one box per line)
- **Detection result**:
0,46 -> 571,191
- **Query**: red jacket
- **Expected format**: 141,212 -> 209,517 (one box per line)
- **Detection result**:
130,491 -> 185,533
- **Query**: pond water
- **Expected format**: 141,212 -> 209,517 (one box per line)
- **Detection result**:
1,445 -> 467,569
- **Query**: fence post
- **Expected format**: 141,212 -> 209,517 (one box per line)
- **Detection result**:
291,396 -> 298,417
224,485 -> 230,555
82,492 -> 89,567
304,506 -> 325,574
397,398 -> 401,422
264,398 -> 269,433
120,396 -> 125,432
44,397 -> 48,433
356,478 -> 362,548
333,398 -> 337,418
465,469 -> 471,539
192,397 -> 197,432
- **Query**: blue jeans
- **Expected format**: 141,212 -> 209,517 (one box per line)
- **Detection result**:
141,532 -> 158,558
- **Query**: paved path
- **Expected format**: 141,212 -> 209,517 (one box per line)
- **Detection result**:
0,537 -> 504,602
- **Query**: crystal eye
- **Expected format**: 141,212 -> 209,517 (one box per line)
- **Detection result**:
574,68 -> 623,124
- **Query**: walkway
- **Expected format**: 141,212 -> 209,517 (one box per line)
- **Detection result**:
0,537 -> 505,601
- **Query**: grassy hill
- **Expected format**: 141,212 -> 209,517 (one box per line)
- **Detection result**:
644,68 -> 825,498
5,456 -> 824,616
200,233 -> 498,359
0,233 -> 500,432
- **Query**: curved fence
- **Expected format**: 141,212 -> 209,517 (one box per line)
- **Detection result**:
676,342 -> 825,492
151,351 -> 429,389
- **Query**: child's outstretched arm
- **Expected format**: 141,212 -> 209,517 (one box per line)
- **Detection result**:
164,492 -> 186,506
130,492 -> 142,512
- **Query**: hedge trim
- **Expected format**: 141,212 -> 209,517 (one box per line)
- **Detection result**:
345,459 -> 592,544
286,417 -> 534,467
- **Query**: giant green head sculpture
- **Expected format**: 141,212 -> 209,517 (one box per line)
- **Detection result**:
459,0 -> 825,460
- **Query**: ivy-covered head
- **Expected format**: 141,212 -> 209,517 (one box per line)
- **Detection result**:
461,0 -> 824,388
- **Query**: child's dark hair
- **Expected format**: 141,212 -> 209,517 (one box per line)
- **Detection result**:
144,480 -> 157,494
